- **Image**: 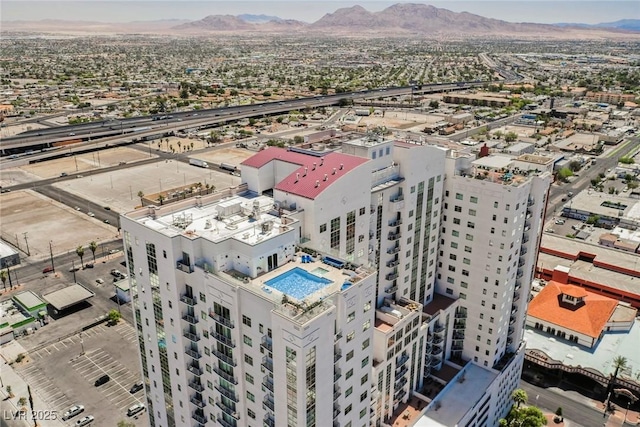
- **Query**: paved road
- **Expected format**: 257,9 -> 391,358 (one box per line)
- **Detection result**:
520,380 -> 608,427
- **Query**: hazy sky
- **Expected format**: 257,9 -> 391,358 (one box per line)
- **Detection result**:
2,1 -> 638,24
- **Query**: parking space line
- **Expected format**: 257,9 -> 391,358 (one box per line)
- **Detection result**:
43,347 -> 51,354
51,343 -> 59,351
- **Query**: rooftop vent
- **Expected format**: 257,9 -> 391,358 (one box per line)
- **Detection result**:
320,157 -> 324,166
324,174 -> 328,181
315,180 -> 320,188
295,173 -> 299,183
303,167 -> 308,177
332,167 -> 337,175
312,162 -> 317,171
339,163 -> 344,170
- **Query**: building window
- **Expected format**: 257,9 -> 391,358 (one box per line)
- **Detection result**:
347,311 -> 355,323
347,331 -> 355,342
460,293 -> 467,299
242,315 -> 252,327
345,404 -> 352,415
345,387 -> 353,397
469,209 -> 476,216
247,408 -> 255,419
362,357 -> 369,368
362,338 -> 370,350
454,205 -> 462,212
246,373 -> 254,384
467,221 -> 475,229
359,207 -> 366,216
363,320 -> 370,331
446,288 -> 453,295
247,391 -> 255,402
470,196 -> 478,204
456,193 -> 463,200
244,354 -> 253,365
346,350 -> 354,361
320,223 -> 327,233
461,281 -> 468,288
243,335 -> 252,346
360,374 -> 368,385
363,301 -> 371,312
465,234 -> 473,241
346,369 -> 353,380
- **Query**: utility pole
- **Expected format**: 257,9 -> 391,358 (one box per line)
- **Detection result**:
49,241 -> 55,273
23,232 -> 30,256
72,260 -> 77,283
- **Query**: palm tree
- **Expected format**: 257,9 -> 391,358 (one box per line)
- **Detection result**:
76,246 -> 85,267
157,194 -> 165,205
511,388 -> 527,408
607,356 -> 628,398
137,191 -> 144,206
89,241 -> 98,263
0,270 -> 7,292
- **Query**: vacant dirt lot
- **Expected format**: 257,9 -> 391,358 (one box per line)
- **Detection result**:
0,190 -> 113,260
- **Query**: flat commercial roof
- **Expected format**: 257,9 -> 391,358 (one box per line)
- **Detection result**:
524,319 -> 640,379
13,291 -> 47,312
416,363 -> 497,427
42,284 -> 95,311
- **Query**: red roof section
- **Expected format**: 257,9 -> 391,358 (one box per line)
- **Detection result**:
240,147 -> 309,169
528,281 -> 617,338
275,152 -> 368,200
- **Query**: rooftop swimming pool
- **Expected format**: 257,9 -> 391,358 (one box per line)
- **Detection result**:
265,267 -> 333,300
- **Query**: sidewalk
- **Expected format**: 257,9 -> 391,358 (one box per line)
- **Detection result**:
0,342 -> 65,427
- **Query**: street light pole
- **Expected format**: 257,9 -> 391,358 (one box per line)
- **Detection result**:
22,232 -> 30,256
49,241 -> 55,273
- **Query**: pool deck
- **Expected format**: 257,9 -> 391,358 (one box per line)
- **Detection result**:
254,254 -> 360,302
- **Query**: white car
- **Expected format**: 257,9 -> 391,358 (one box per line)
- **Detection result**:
127,403 -> 146,416
87,212 -> 95,217
62,404 -> 84,420
75,415 -> 94,426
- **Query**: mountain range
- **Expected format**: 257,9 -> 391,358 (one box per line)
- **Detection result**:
3,3 -> 638,39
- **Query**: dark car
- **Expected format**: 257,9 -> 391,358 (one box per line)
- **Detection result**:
94,375 -> 110,387
42,266 -> 54,274
85,263 -> 94,269
129,381 -> 144,394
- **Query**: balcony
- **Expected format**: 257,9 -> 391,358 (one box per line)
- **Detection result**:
510,316 -> 516,325
333,403 -> 341,419
261,336 -> 272,352
333,386 -> 341,401
390,194 -> 404,203
513,293 -> 520,303
217,416 -> 235,427
185,347 -> 202,359
451,344 -> 463,351
396,366 -> 408,378
211,348 -> 237,366
388,232 -> 401,241
385,285 -> 398,293
453,321 -> 466,330
211,331 -> 235,348
177,261 -> 193,273
431,357 -> 442,367
183,330 -> 201,342
455,310 -> 467,319
387,246 -> 400,255
209,312 -> 234,329
261,356 -> 273,373
334,348 -> 342,363
190,395 -> 206,409
514,281 -> 522,291
216,399 -> 240,419
191,412 -> 206,424
434,324 -> 445,334
432,346 -> 443,356
433,335 -> 444,345
215,382 -> 239,402
528,197 -> 535,207
187,363 -> 203,376
334,369 -> 342,381
508,326 -> 515,335
385,272 -> 398,281
388,219 -> 403,227
264,414 -> 275,427
263,397 -> 275,412
426,334 -> 434,343
213,366 -> 238,384
386,259 -> 399,268
180,294 -> 197,306
188,380 -> 205,392
394,386 -> 407,399
520,246 -> 528,255
518,258 -> 526,268
516,269 -> 524,279
182,314 -> 199,325
262,375 -> 274,393
507,337 -> 513,345
452,332 -> 464,340
397,353 -> 409,367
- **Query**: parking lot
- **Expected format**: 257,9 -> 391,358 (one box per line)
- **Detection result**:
14,321 -> 148,427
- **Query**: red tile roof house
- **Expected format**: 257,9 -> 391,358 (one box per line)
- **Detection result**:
526,266 -> 635,348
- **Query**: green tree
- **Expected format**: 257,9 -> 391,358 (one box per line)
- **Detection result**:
504,131 -> 518,143
429,100 -> 440,109
157,194 -> 165,206
619,156 -> 634,164
568,161 -> 582,172
557,167 -> 573,183
76,246 -> 85,266
17,397 -> 27,408
117,421 -> 136,427
108,309 -> 122,325
89,241 -> 98,263
608,356 -> 628,395
293,135 -> 304,144
555,407 -> 563,422
512,389 -> 528,408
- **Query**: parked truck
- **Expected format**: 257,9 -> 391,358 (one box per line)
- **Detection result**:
189,158 -> 209,168
220,162 -> 237,172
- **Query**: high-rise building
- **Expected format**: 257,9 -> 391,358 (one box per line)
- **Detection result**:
121,135 -> 550,427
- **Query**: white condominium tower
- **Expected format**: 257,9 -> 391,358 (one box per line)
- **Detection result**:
121,135 -> 550,427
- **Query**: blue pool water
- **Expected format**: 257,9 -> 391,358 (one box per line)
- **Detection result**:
265,267 -> 333,300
